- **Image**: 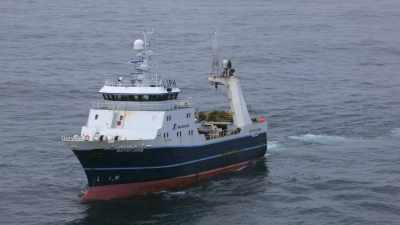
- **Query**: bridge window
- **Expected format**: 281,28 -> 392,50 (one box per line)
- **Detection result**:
102,93 -> 179,101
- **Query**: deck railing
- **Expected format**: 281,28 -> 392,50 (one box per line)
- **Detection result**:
92,99 -> 192,111
104,79 -> 162,87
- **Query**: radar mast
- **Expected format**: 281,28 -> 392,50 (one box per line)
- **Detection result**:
129,30 -> 158,86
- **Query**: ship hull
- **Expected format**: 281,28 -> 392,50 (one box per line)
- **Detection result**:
73,133 -> 267,202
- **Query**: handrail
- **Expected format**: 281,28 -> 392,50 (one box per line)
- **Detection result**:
92,99 -> 192,111
104,79 -> 162,87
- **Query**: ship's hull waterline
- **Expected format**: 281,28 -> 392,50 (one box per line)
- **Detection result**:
73,133 -> 267,202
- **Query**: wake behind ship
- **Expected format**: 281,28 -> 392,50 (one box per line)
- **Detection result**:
63,33 -> 267,202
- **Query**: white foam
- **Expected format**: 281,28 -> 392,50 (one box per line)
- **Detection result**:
161,191 -> 187,197
391,128 -> 400,137
289,134 -> 349,145
267,140 -> 282,151
158,190 -> 188,200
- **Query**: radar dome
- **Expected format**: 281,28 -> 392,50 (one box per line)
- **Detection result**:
222,59 -> 229,68
133,39 -> 145,50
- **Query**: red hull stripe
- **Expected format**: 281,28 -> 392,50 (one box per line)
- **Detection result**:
81,158 -> 262,203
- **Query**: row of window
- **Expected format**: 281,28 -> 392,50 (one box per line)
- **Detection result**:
102,93 -> 179,101
162,130 -> 196,139
95,113 -> 189,123
165,113 -> 191,122
99,135 -> 119,141
163,132 -> 169,138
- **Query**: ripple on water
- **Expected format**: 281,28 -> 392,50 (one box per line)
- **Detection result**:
280,184 -> 313,195
309,179 -> 371,192
296,206 -> 341,217
358,201 -> 400,216
330,192 -> 372,201
370,185 -> 400,196
261,194 -> 311,203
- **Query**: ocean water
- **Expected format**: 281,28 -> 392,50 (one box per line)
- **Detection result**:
1,0 -> 400,224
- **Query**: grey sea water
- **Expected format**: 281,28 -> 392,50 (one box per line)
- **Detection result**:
1,0 -> 400,224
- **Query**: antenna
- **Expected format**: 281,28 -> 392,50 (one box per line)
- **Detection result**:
210,31 -> 220,76
143,29 -> 154,50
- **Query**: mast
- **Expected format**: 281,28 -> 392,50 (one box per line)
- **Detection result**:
129,30 -> 157,86
210,31 -> 220,76
208,34 -> 251,128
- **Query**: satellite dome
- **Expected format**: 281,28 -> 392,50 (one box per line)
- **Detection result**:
133,39 -> 145,50
222,59 -> 229,68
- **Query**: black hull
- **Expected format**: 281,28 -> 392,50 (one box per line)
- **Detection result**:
73,133 -> 267,187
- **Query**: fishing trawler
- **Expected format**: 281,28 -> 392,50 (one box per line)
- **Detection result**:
62,33 -> 267,202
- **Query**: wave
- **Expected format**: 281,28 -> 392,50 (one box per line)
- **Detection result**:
390,128 -> 400,137
157,190 -> 189,200
289,134 -> 350,145
267,140 -> 284,152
